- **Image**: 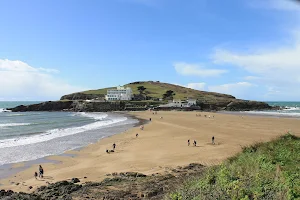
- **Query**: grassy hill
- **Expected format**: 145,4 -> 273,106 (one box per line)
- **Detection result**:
61,81 -> 236,101
167,133 -> 300,200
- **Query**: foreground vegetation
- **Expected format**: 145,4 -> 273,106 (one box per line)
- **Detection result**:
168,133 -> 300,200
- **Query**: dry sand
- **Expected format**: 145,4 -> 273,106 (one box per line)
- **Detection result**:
1,111 -> 299,192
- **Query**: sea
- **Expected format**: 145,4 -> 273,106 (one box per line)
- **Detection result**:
0,101 -> 138,167
244,101 -> 300,118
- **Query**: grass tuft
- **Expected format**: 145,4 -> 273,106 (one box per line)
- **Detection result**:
167,133 -> 300,200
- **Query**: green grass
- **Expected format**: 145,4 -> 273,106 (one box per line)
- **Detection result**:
79,81 -> 235,101
167,133 -> 300,200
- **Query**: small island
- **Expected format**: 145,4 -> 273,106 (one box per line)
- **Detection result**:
8,81 -> 276,112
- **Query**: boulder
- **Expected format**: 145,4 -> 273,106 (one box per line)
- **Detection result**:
71,178 -> 80,183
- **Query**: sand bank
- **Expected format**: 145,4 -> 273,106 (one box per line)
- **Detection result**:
1,111 -> 299,192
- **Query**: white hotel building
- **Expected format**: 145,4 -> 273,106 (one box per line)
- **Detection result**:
105,86 -> 133,101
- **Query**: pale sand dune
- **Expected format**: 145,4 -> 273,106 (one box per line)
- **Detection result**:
1,111 -> 299,192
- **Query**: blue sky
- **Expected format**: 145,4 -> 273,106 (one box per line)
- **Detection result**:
1,0 -> 300,101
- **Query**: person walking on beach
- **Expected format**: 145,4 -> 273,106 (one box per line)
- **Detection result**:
39,165 -> 44,178
113,143 -> 116,150
136,133 -> 139,138
212,136 -> 215,145
149,118 -> 152,121
34,172 -> 38,179
193,140 -> 197,147
188,139 -> 190,146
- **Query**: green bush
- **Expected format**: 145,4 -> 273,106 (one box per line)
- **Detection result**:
168,133 -> 300,200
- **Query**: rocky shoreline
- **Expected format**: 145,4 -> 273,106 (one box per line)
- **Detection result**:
7,99 -> 278,112
0,163 -> 205,200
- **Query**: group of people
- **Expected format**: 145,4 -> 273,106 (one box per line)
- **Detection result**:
106,143 -> 116,153
196,113 -> 214,118
187,139 -> 197,146
188,136 -> 215,146
34,165 -> 44,179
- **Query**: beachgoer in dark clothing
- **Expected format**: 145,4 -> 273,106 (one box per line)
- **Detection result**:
149,118 -> 152,121
39,165 -> 44,178
106,149 -> 109,153
193,140 -> 197,147
113,143 -> 116,150
188,139 -> 190,146
136,133 -> 139,138
34,172 -> 38,179
212,136 -> 215,145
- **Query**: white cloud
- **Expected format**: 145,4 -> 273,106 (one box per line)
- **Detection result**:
213,44 -> 300,75
0,59 -> 88,101
186,82 -> 206,90
174,62 -> 227,77
211,30 -> 300,100
208,82 -> 256,99
249,0 -> 300,11
0,59 -> 59,73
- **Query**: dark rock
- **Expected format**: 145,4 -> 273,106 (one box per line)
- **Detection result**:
182,163 -> 204,170
29,186 -> 33,190
71,178 -> 80,183
225,100 -> 272,111
37,185 -> 47,192
60,93 -> 105,101
8,101 -> 125,112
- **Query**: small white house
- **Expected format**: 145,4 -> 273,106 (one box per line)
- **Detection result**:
187,99 -> 197,106
173,99 -> 182,107
159,98 -> 197,108
105,86 -> 133,101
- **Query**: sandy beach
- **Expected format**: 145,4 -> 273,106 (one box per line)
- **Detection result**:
1,111 -> 299,192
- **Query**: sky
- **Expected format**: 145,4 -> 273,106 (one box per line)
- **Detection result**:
1,0 -> 300,101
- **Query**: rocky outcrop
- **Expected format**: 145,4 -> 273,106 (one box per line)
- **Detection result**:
195,99 -> 272,111
8,101 -> 126,112
0,163 -> 205,200
224,100 -> 272,111
60,93 -> 105,100
9,101 -> 74,112
8,98 -> 274,112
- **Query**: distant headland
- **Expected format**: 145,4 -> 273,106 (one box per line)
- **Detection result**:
8,81 -> 277,112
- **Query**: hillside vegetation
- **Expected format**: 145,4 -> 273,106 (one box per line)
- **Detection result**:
58,81 -> 272,111
167,133 -> 300,200
60,81 -> 236,101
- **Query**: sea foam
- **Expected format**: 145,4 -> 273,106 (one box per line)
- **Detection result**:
0,113 -> 127,148
0,108 -> 11,113
244,110 -> 300,117
0,123 -> 31,128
